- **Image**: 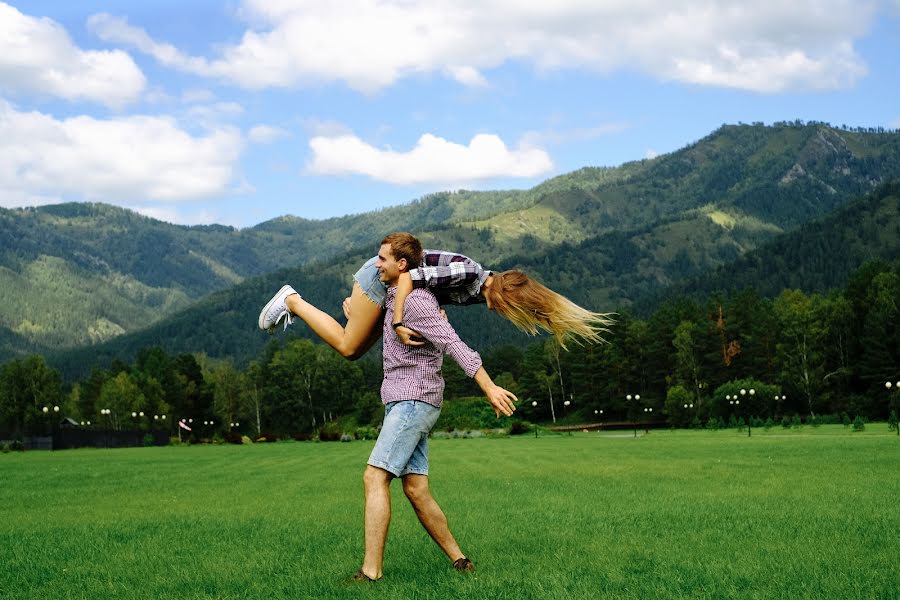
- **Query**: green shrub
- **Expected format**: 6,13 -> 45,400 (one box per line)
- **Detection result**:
888,410 -> 898,433
318,422 -> 342,442
841,413 -> 851,427
791,415 -> 802,429
143,434 -> 155,447
1,443 -> 8,454
223,432 -> 243,444
781,416 -> 791,429
763,418 -> 774,430
354,427 -> 378,440
851,416 -> 865,432
509,421 -> 532,436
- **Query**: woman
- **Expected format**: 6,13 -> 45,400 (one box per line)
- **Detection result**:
257,234 -> 613,359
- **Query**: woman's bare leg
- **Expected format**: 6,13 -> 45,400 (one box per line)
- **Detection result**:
284,282 -> 383,360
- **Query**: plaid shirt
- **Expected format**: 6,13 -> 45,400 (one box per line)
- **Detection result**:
381,287 -> 483,408
409,250 -> 490,306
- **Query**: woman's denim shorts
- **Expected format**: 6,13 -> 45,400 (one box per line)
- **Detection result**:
367,401 -> 442,477
353,256 -> 388,307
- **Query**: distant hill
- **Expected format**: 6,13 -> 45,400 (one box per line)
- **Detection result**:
640,180 -> 900,310
5,121 -> 900,369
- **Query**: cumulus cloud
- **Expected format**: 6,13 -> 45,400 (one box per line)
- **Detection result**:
248,125 -> 290,144
0,2 -> 145,107
645,149 -> 659,160
0,100 -> 243,208
306,132 -> 553,185
90,0 -> 874,94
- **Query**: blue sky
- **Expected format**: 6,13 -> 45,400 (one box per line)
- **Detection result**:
2,1 -> 899,228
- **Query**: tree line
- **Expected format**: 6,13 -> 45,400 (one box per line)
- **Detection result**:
2,260 -> 899,440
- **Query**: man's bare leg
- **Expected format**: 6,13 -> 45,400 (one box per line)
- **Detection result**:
402,474 -> 465,562
285,283 -> 382,360
361,466 -> 393,579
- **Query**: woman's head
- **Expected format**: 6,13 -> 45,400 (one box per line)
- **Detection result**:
484,270 -> 614,348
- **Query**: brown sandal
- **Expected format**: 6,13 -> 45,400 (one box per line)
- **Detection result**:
453,557 -> 475,572
352,569 -> 381,582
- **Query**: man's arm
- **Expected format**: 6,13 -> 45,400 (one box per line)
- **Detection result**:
404,290 -> 517,418
473,367 -> 517,418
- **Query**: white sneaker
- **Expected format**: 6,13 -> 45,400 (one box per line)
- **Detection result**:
258,285 -> 299,333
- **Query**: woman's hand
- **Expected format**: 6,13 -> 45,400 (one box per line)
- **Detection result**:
395,325 -> 425,346
342,297 -> 352,319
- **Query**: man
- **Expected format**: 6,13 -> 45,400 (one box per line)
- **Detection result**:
354,232 -> 518,582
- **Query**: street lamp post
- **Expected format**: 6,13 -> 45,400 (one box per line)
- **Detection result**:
737,388 -> 756,437
627,394 -> 641,438
729,396 -> 740,432
532,401 -> 538,438
683,403 -> 694,429
643,407 -> 653,433
887,382 -> 900,436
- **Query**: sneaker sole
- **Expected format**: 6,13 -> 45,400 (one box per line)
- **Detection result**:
258,284 -> 294,330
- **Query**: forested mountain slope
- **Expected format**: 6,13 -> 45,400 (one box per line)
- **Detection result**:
5,122 -> 900,366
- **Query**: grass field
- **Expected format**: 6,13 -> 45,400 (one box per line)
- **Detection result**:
2,425 -> 899,599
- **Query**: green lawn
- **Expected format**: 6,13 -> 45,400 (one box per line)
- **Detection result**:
2,425 -> 899,599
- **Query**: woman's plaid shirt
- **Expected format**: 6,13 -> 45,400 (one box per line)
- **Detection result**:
409,250 -> 491,306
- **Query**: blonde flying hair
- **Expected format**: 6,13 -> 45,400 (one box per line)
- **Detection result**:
484,270 -> 615,348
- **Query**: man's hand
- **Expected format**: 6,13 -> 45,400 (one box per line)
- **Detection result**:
485,385 -> 518,418
395,325 -> 425,346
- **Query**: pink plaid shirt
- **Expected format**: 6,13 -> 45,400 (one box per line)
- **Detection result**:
381,287 -> 483,408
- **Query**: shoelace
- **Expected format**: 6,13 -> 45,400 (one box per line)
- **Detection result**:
267,308 -> 293,334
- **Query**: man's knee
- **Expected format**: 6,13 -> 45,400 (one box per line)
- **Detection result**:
402,475 -> 430,504
364,465 -> 392,490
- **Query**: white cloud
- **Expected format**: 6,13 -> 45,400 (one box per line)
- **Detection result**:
0,99 -> 243,208
306,132 -> 553,185
522,122 -> 629,147
0,2 -> 145,107
129,205 -> 226,226
90,0 -> 875,94
447,66 -> 489,87
184,102 -> 244,126
248,125 -> 290,144
645,149 -> 659,160
181,88 -> 217,104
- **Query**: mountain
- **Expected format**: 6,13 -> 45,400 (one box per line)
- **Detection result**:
638,180 -> 900,310
5,121 -> 900,369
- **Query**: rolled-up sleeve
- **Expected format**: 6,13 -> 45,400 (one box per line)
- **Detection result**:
403,290 -> 482,377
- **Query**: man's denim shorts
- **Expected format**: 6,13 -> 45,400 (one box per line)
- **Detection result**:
367,401 -> 442,477
353,256 -> 388,307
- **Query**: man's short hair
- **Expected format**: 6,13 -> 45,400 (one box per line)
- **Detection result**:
381,232 -> 423,270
